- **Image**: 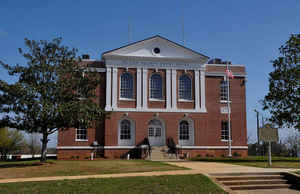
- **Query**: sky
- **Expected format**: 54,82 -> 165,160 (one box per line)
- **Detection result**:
0,0 -> 299,147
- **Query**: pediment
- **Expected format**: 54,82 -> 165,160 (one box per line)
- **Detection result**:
102,35 -> 209,63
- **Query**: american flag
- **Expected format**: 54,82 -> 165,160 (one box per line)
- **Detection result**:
226,69 -> 234,79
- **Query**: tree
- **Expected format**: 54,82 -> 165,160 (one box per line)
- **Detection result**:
0,128 -> 25,160
263,34 -> 300,130
285,132 -> 300,157
0,38 -> 104,162
27,133 -> 41,158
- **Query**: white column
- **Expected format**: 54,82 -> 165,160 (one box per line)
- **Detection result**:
112,67 -> 118,109
105,67 -> 112,111
171,69 -> 177,110
136,68 -> 142,110
142,68 -> 148,109
194,70 -> 201,111
200,70 -> 207,112
166,69 -> 171,110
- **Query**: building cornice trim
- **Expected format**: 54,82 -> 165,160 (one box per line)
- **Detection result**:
177,146 -> 248,149
205,72 -> 246,77
57,145 -> 248,150
205,64 -> 245,67
105,107 -> 207,113
105,59 -> 205,70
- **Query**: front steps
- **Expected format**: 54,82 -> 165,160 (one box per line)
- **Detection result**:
148,146 -> 180,161
211,172 -> 293,191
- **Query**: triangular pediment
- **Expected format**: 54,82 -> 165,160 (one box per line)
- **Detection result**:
102,35 -> 209,63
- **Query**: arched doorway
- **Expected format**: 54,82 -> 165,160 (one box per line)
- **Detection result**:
148,119 -> 165,146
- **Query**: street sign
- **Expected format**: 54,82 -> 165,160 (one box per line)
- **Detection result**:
259,124 -> 278,142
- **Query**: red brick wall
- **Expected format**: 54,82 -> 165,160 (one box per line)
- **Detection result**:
58,65 -> 248,159
206,65 -> 245,74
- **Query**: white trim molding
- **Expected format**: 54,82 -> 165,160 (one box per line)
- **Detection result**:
177,146 -> 248,149
110,107 -> 207,113
136,68 -> 142,110
57,145 -> 248,150
111,67 -> 118,109
57,146 -> 136,150
171,69 -> 177,110
194,70 -> 200,111
142,68 -> 148,109
105,67 -> 112,111
205,63 -> 245,67
200,70 -> 207,112
166,69 -> 171,109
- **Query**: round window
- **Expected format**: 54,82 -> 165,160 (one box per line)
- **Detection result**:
153,47 -> 160,54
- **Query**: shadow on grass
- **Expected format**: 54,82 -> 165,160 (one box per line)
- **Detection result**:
0,161 -> 54,169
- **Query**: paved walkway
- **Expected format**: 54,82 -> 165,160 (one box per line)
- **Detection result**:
166,161 -> 300,174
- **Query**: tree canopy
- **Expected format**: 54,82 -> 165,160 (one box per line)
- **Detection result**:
0,38 -> 104,161
0,128 -> 25,160
263,34 -> 300,130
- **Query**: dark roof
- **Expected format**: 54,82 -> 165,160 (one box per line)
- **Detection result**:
102,35 -> 209,59
79,60 -> 105,68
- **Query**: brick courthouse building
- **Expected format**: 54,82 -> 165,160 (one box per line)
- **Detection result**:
57,35 -> 248,159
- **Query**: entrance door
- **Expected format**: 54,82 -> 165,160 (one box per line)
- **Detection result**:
148,119 -> 164,146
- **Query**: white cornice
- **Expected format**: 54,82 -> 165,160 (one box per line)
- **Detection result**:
205,64 -> 245,67
177,146 -> 248,149
105,59 -> 205,70
57,145 -> 248,150
105,107 -> 207,113
205,72 -> 246,77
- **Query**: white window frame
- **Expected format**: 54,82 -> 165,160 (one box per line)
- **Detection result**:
149,73 -> 164,101
178,118 -> 194,146
221,120 -> 232,141
118,118 -> 135,146
220,79 -> 228,102
179,74 -> 192,101
120,72 -> 134,100
75,128 -> 88,141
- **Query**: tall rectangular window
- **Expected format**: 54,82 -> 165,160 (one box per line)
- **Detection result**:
221,121 -> 229,140
76,128 -> 87,140
220,80 -> 228,101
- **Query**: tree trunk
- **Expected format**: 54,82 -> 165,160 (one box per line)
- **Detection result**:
40,132 -> 48,162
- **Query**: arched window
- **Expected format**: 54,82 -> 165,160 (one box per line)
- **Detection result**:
150,74 -> 163,99
120,120 -> 131,140
179,121 -> 189,140
120,72 -> 133,99
118,118 -> 135,146
179,74 -> 192,100
178,119 -> 194,146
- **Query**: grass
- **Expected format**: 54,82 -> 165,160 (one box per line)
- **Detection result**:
0,174 -> 227,194
190,156 -> 300,168
0,160 -> 186,179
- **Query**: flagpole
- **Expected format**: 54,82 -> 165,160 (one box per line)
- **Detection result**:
226,62 -> 232,157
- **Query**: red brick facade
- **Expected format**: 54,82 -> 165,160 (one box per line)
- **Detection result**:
57,36 -> 248,160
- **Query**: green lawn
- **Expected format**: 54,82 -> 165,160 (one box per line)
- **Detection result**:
0,174 -> 227,194
0,160 -> 186,179
190,156 -> 300,168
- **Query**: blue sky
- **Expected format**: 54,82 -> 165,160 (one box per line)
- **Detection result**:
1,0 -> 300,147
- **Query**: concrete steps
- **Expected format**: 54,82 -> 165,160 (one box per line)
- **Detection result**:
212,172 -> 292,191
148,146 -> 180,161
